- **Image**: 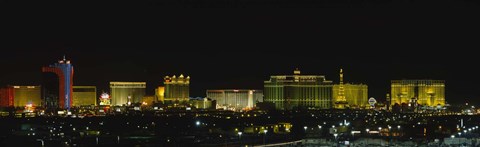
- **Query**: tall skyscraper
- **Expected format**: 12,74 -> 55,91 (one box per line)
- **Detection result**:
333,69 -> 368,109
110,82 -> 146,106
0,87 -> 14,107
206,89 -> 263,110
0,86 -> 41,107
264,68 -> 333,110
42,56 -> 74,109
72,86 -> 97,106
391,80 -> 445,107
164,74 -> 189,103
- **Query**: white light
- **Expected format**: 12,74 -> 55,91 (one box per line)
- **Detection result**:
451,135 -> 455,138
378,127 -> 382,131
238,132 -> 242,135
264,130 -> 268,133
304,126 -> 308,130
196,121 -> 200,126
334,133 -> 338,137
397,125 -> 401,129
318,125 -> 322,129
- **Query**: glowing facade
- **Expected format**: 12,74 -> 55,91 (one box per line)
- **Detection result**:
206,89 -> 263,110
42,56 -> 74,109
72,86 -> 97,106
264,69 -> 333,110
334,69 -> 348,109
391,80 -> 445,107
333,69 -> 368,109
0,86 -> 41,107
164,74 -> 189,103
110,82 -> 146,106
333,84 -> 368,109
155,86 -> 165,103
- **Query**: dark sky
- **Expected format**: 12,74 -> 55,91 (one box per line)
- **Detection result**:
1,1 -> 479,105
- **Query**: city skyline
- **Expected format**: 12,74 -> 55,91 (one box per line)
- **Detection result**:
2,2 -> 479,105
0,53 -> 467,105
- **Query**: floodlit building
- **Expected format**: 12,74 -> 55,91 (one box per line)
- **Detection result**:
155,86 -> 165,103
0,86 -> 41,107
189,98 -> 215,109
110,82 -> 146,106
264,68 -> 333,110
164,74 -> 189,103
333,84 -> 368,109
391,80 -> 445,107
206,89 -> 263,110
42,56 -> 74,109
72,86 -> 97,106
332,69 -> 368,109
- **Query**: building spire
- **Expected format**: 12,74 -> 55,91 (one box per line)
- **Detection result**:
63,54 -> 66,61
335,68 -> 347,108
339,68 -> 343,85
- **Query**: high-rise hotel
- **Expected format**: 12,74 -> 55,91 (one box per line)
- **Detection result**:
110,82 -> 146,106
42,56 -> 74,109
164,74 -> 190,103
332,69 -> 368,109
207,89 -> 263,110
391,80 -> 445,107
264,69 -> 333,110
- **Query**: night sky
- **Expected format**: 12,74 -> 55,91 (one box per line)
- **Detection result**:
1,1 -> 479,105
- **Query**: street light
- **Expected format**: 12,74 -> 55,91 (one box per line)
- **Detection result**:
238,132 -> 242,145
333,133 -> 338,146
263,130 -> 268,145
388,126 -> 392,146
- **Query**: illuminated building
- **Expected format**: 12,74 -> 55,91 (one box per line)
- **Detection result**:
334,69 -> 348,109
264,68 -> 333,110
164,74 -> 189,103
189,98 -> 215,109
110,82 -> 146,106
206,89 -> 263,110
155,86 -> 165,103
0,86 -> 41,107
391,80 -> 445,107
333,84 -> 368,109
72,86 -> 96,106
0,87 -> 13,107
332,69 -> 368,109
42,56 -> 74,109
